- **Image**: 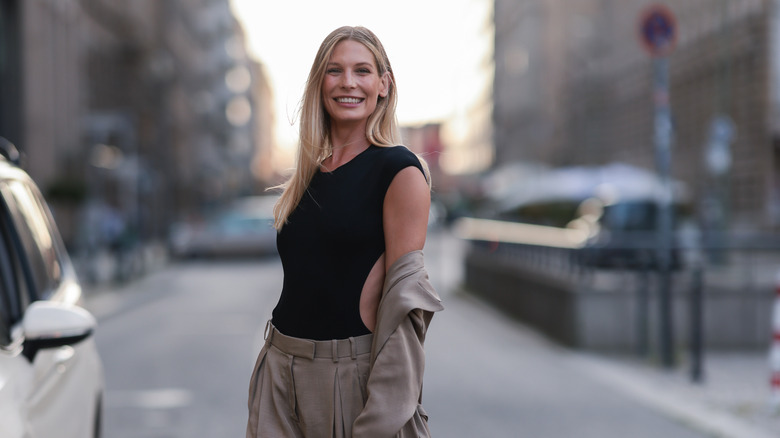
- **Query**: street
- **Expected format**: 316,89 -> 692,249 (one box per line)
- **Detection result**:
86,230 -> 713,437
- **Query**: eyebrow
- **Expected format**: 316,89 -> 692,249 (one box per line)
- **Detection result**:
326,61 -> 375,68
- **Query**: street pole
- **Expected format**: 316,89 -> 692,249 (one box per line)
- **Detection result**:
653,56 -> 676,368
689,261 -> 704,382
639,4 -> 678,368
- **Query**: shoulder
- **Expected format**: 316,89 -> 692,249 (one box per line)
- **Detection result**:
376,145 -> 422,167
383,163 -> 430,268
371,145 -> 426,188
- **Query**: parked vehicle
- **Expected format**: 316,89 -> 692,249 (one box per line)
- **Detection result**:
485,163 -> 690,270
578,199 -> 687,269
0,138 -> 104,438
169,195 -> 278,259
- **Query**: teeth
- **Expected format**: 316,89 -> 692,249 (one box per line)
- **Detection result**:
337,97 -> 362,104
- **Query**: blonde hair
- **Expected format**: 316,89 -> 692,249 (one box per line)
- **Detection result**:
272,26 -> 427,230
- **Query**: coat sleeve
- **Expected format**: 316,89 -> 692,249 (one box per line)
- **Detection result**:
352,308 -> 429,437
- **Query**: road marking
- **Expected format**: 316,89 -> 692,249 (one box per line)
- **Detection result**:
107,388 -> 193,409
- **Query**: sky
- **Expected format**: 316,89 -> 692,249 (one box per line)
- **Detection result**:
229,0 -> 493,159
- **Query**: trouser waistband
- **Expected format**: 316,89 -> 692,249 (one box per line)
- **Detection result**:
264,321 -> 373,362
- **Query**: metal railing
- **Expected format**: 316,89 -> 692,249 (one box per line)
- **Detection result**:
454,217 -> 780,378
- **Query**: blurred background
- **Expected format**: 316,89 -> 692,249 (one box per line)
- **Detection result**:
3,0 -> 780,436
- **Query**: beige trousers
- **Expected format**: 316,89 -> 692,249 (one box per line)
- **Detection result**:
246,323 -> 373,438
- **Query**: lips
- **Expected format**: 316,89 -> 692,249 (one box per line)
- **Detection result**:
335,97 -> 364,104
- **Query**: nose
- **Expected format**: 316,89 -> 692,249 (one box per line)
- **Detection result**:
341,71 -> 356,88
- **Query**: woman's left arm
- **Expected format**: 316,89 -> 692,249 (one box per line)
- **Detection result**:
383,166 -> 430,271
353,165 -> 434,437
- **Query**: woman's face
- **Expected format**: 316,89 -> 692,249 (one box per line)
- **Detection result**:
321,39 -> 389,128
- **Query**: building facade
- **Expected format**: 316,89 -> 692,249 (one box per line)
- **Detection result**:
493,0 -> 777,231
0,0 -> 274,246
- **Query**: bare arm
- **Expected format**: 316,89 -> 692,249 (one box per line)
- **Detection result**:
383,166 -> 430,271
354,167 -> 436,436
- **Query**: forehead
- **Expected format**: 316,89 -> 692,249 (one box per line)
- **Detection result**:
328,39 -> 376,65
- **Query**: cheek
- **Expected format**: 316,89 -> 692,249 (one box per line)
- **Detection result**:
321,78 -> 333,95
365,80 -> 382,99
321,81 -> 336,106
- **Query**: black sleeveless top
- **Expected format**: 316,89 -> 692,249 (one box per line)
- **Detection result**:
271,145 -> 425,340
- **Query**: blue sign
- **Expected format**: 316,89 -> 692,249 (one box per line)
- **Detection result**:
639,4 -> 677,57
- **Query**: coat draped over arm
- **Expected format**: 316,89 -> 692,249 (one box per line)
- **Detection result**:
352,250 -> 444,438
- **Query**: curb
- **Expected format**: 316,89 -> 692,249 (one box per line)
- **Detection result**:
571,353 -> 778,438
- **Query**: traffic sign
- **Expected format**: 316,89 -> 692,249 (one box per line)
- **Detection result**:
639,4 -> 677,57
706,115 -> 735,175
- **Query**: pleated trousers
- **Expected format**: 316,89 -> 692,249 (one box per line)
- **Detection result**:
247,323 -> 373,438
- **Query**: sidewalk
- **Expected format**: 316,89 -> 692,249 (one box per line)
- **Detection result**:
76,241 -> 170,319
566,344 -> 780,438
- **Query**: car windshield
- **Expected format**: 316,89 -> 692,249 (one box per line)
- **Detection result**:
602,202 -> 656,231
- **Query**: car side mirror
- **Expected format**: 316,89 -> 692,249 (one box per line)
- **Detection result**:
22,301 -> 97,362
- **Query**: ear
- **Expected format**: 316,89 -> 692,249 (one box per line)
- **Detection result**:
379,72 -> 390,98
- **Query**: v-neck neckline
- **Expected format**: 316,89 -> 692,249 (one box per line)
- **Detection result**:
319,145 -> 376,174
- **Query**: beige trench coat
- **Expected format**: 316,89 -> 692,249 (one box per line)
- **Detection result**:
352,250 -> 444,437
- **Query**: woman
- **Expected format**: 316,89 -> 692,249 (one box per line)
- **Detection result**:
246,26 -> 443,438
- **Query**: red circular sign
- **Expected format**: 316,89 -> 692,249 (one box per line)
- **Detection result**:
639,4 -> 677,57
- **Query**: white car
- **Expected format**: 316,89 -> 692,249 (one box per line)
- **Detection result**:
0,140 -> 104,437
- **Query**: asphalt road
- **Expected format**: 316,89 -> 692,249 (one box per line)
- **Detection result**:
86,230 -> 713,437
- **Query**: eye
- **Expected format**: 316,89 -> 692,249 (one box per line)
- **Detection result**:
357,68 -> 371,74
327,68 -> 341,74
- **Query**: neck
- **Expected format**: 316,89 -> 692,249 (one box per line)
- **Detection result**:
328,123 -> 370,166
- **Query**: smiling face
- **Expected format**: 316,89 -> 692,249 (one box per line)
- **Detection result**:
321,39 -> 389,129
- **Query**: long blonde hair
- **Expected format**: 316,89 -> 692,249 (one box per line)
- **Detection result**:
272,26 -> 407,229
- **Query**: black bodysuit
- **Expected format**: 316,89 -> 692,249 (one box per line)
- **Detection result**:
272,145 -> 425,340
